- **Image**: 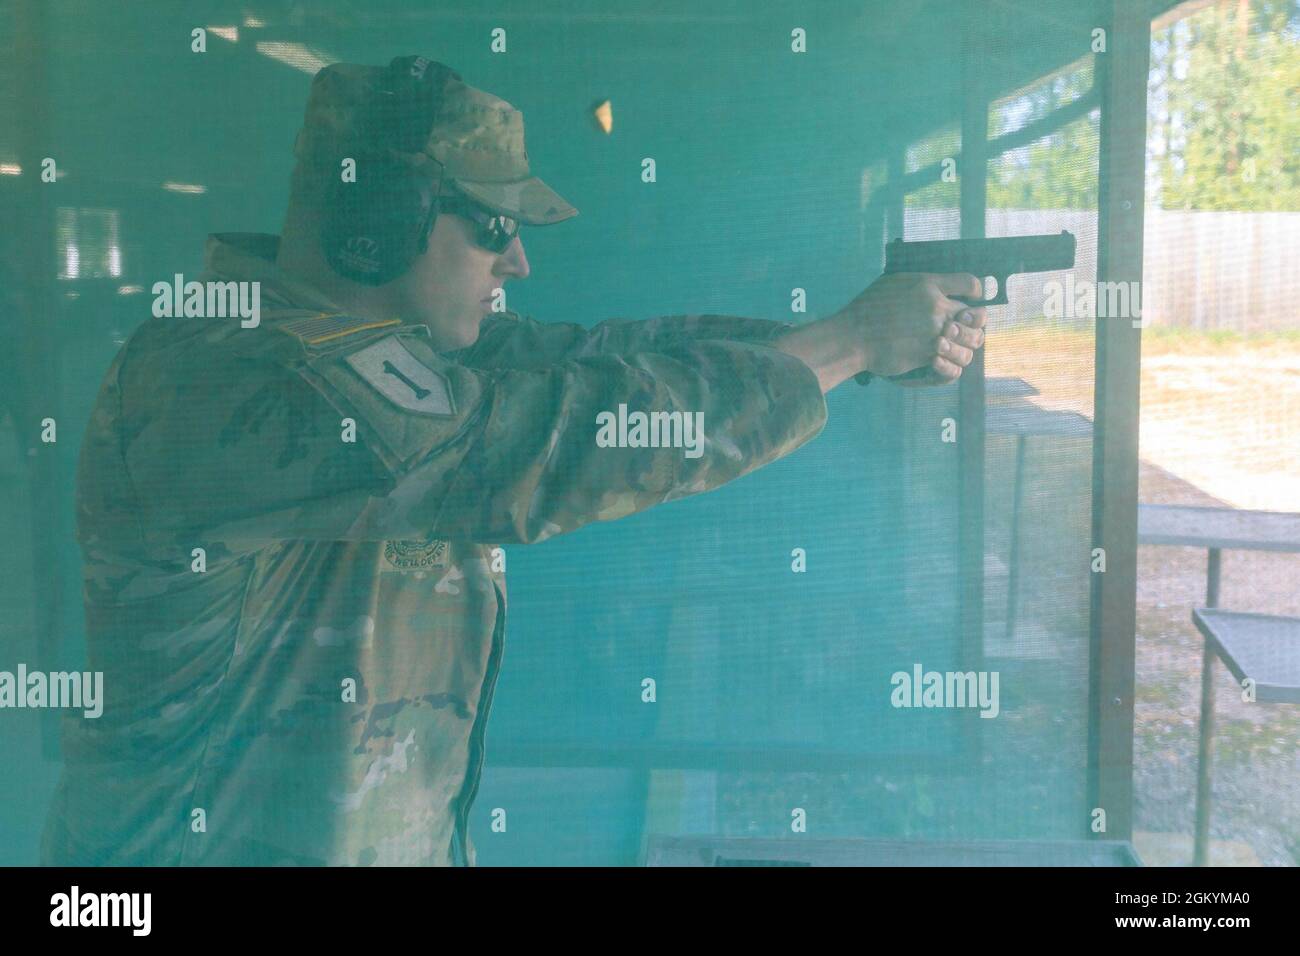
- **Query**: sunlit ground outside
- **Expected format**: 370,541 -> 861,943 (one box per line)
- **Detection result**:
989,323 -> 1300,865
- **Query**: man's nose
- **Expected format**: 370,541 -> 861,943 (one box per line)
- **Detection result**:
494,236 -> 530,280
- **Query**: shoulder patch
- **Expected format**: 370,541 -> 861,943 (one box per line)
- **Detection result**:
273,311 -> 404,349
343,336 -> 455,416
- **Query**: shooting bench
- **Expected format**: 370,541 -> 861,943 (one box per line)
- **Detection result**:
1137,504 -> 1300,866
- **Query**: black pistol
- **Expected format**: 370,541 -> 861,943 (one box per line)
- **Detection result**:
855,230 -> 1076,385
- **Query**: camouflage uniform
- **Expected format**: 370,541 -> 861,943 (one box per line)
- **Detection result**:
40,57 -> 829,866
39,232 -> 828,866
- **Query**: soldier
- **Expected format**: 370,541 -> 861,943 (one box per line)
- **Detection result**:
41,56 -> 985,866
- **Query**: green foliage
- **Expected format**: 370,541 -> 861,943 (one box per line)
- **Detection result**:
904,60 -> 1100,210
903,2 -> 1298,213
985,114 -> 1098,209
1144,325 -> 1300,345
986,61 -> 1098,209
1150,0 -> 1300,210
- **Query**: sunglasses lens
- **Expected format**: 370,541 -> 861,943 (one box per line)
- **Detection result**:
442,198 -> 519,252
485,215 -> 519,252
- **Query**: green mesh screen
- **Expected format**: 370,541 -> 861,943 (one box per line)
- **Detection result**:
0,0 -> 1209,867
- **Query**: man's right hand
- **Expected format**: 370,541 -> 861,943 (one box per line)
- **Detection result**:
838,272 -> 987,381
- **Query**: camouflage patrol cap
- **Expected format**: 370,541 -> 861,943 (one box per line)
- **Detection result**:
293,56 -> 578,226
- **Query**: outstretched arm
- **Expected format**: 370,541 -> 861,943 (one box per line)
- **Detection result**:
109,321 -> 829,553
452,270 -> 987,395
777,273 -> 987,392
447,310 -> 795,372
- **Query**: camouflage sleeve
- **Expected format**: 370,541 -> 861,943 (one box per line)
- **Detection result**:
121,321 -> 827,552
448,311 -> 795,371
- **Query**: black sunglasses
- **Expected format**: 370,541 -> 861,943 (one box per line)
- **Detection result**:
437,195 -> 521,254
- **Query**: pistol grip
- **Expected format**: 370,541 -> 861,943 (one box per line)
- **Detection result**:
852,277 -> 1005,386
853,366 -> 943,386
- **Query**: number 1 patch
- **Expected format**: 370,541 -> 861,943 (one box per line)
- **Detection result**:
344,337 -> 455,417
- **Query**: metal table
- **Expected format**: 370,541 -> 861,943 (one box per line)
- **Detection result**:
987,404 -> 1093,643
986,375 -> 1040,402
1192,610 -> 1300,704
1136,504 -> 1300,865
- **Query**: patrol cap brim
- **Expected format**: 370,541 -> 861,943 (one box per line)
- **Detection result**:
451,175 -> 578,226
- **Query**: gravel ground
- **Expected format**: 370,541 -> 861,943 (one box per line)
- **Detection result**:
989,327 -> 1300,865
1135,459 -> 1300,866
712,333 -> 1299,865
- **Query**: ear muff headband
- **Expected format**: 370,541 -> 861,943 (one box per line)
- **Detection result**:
321,57 -> 459,285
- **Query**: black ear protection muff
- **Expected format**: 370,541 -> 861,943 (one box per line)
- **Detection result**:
321,56 -> 461,286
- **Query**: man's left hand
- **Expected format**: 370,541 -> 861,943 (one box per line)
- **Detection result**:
892,307 -> 987,387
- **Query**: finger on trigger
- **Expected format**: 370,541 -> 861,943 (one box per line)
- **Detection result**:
935,273 -> 983,299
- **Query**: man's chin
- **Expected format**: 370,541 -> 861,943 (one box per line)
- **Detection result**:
463,312 -> 488,346
425,313 -> 485,353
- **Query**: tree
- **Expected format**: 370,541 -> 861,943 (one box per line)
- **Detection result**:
905,59 -> 1100,210
1150,0 -> 1300,211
